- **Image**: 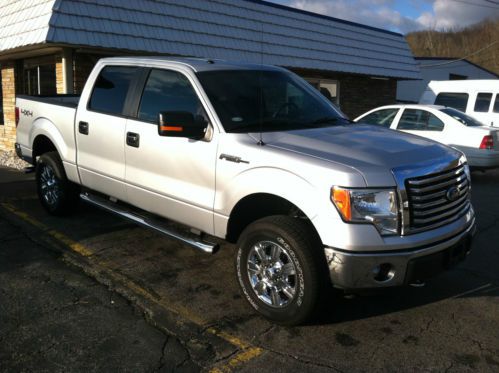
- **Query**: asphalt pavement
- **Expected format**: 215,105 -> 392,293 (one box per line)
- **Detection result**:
0,165 -> 498,372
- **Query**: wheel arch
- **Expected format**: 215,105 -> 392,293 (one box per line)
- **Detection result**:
29,118 -> 69,162
225,192 -> 321,244
32,134 -> 58,160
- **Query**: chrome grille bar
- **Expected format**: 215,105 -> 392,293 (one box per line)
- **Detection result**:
405,165 -> 470,232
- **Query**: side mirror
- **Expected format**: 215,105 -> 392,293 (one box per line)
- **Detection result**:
158,111 -> 207,140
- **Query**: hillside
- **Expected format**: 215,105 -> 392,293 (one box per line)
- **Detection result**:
406,19 -> 499,75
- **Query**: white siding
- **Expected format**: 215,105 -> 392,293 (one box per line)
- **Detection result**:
397,59 -> 497,103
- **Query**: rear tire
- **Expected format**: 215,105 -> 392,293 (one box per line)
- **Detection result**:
235,215 -> 326,326
36,151 -> 80,215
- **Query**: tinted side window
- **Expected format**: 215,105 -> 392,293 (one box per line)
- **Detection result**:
398,109 -> 444,131
427,112 -> 445,131
398,109 -> 425,130
138,69 -> 206,123
435,92 -> 469,112
474,93 -> 492,112
494,95 -> 499,114
360,108 -> 399,128
89,66 -> 137,115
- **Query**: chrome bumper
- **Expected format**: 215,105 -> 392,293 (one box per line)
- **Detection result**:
324,218 -> 476,290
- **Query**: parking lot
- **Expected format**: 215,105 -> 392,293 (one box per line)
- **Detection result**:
1,165 -> 498,372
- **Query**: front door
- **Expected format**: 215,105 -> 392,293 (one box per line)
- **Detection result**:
124,68 -> 217,234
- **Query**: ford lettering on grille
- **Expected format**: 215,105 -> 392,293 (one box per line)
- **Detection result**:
446,186 -> 460,202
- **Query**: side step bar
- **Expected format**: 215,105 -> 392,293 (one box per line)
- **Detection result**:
80,192 -> 219,254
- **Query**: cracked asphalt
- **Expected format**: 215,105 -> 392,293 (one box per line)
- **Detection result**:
1,165 -> 498,372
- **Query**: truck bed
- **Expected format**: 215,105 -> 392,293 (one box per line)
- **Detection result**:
15,94 -> 80,168
16,94 -> 80,108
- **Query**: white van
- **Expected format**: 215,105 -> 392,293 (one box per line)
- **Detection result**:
420,80 -> 499,127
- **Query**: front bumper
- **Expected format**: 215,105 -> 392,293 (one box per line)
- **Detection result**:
324,218 -> 476,290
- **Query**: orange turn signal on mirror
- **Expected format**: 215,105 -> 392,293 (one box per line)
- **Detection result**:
160,125 -> 183,132
331,187 -> 351,221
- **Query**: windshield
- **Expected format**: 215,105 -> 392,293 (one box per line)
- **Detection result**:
196,69 -> 347,133
440,107 -> 484,127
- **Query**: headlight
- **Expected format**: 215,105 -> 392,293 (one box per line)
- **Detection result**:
331,187 -> 399,235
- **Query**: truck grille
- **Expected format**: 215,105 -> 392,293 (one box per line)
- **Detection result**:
405,165 -> 470,232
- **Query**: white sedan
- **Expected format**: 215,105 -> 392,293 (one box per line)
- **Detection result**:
355,104 -> 499,169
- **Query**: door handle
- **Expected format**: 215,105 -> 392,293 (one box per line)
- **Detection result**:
78,121 -> 89,135
126,132 -> 140,148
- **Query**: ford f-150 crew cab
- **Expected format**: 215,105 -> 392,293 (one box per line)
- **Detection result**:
15,57 -> 476,325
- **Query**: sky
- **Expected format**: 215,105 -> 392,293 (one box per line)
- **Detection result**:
268,0 -> 499,34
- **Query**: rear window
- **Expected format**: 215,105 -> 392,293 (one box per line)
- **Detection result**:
494,95 -> 499,114
474,93 -> 492,112
440,108 -> 483,127
435,92 -> 469,112
88,66 -> 137,115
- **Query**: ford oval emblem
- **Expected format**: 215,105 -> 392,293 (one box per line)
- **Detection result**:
446,186 -> 460,202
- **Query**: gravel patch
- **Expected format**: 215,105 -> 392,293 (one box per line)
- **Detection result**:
0,150 -> 30,170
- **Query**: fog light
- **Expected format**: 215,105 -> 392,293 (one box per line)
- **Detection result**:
373,263 -> 395,283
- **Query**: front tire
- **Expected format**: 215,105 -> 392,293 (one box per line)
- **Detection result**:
36,151 -> 80,215
236,216 -> 326,326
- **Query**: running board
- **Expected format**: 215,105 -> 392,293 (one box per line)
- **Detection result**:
80,192 -> 219,254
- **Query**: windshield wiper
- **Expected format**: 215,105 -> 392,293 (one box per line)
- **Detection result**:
311,116 -> 339,124
228,118 -> 298,133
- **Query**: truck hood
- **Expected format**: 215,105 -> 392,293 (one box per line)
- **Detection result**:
255,124 -> 462,186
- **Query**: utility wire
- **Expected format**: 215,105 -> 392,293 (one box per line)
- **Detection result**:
448,0 -> 499,8
419,40 -> 498,67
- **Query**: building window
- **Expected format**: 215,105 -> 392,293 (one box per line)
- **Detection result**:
305,78 -> 340,106
449,73 -> 467,80
23,57 -> 56,95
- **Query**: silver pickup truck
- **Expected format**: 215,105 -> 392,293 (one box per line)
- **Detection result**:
15,57 -> 476,325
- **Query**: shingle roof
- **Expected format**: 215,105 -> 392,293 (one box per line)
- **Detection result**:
0,0 -> 420,79
0,0 -> 55,51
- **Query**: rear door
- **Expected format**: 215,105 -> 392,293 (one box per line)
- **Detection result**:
124,67 -> 218,234
490,93 -> 499,127
396,108 -> 447,144
75,65 -> 138,201
472,92 -> 494,126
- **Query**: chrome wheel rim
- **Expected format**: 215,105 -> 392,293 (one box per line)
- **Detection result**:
39,164 -> 60,206
247,240 -> 298,308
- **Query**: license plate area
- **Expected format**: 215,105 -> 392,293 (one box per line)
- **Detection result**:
404,236 -> 472,284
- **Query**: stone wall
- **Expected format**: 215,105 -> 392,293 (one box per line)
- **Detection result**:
56,55 -> 64,94
0,62 -> 17,151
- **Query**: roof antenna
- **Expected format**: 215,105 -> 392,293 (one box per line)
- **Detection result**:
257,18 -> 265,146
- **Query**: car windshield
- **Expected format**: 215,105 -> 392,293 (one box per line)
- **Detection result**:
440,107 -> 484,127
196,69 -> 347,133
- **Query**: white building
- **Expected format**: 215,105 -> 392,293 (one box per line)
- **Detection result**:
397,57 -> 497,103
